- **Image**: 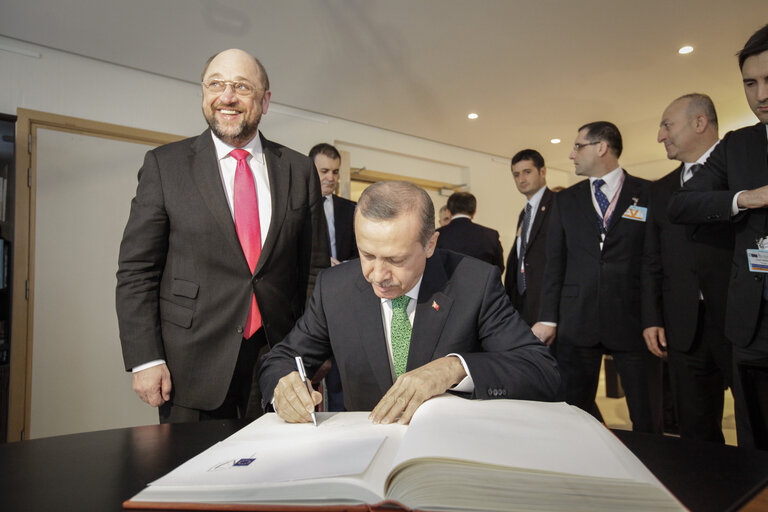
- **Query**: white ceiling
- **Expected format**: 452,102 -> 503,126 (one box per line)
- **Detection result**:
1,0 -> 765,175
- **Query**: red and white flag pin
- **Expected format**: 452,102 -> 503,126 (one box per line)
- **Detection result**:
432,300 -> 440,311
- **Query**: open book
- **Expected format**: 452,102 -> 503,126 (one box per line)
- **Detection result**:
124,395 -> 684,511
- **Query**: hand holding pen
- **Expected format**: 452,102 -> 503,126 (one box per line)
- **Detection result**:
272,356 -> 322,424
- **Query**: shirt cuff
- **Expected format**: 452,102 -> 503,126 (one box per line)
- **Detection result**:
446,353 -> 474,393
732,191 -> 747,216
539,321 -> 557,327
132,359 -> 166,373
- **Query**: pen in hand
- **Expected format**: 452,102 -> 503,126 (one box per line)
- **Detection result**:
294,356 -> 318,426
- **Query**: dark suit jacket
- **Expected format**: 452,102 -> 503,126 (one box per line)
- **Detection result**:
504,188 -> 555,325
540,171 -> 650,351
668,123 -> 768,348
641,165 -> 733,351
259,249 -> 560,411
331,194 -> 357,261
116,130 -> 329,410
436,217 -> 504,271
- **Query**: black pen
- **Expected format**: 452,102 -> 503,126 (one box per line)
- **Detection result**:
294,356 -> 318,426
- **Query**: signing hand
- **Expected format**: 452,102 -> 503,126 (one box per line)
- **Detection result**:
273,371 -> 323,423
369,356 -> 466,425
132,364 -> 172,407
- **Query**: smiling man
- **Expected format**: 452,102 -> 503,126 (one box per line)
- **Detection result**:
259,181 -> 560,424
668,23 -> 768,448
116,49 -> 329,423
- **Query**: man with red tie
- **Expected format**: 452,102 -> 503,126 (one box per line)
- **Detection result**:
116,49 -> 328,422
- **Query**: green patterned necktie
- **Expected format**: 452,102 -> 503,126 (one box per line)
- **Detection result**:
391,295 -> 412,377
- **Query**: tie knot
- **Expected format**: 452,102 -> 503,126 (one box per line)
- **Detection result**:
230,149 -> 250,162
392,296 -> 410,310
688,163 -> 703,175
593,179 -> 605,190
525,202 -> 532,213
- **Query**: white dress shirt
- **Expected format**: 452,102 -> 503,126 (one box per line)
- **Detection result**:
134,131 -> 272,373
323,195 -> 337,259
516,185 -> 546,258
379,277 -> 474,392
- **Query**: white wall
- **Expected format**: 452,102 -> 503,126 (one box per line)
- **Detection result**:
1,37 -> 551,433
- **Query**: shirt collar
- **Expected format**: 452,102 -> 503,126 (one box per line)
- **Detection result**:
589,167 -> 623,188
526,185 -> 547,211
210,130 -> 264,162
682,140 -> 720,172
451,213 -> 472,221
380,275 -> 423,305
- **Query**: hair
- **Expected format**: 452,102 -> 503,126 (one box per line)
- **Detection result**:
510,149 -> 545,170
738,23 -> 768,70
676,93 -> 719,131
357,181 -> 435,247
308,143 -> 341,161
446,192 -> 477,216
578,121 -> 623,158
201,50 -> 270,91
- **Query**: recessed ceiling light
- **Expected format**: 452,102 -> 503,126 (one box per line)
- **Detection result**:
467,113 -> 479,120
551,138 -> 561,144
678,45 -> 694,55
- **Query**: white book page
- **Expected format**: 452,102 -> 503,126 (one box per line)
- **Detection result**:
389,395 -> 661,483
142,412 -> 407,502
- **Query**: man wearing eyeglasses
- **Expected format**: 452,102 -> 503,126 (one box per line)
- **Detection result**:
534,122 -> 662,434
116,49 -> 329,423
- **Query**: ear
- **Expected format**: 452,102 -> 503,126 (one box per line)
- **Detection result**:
425,231 -> 439,258
693,113 -> 707,134
596,140 -> 609,157
261,90 -> 271,115
540,166 -> 547,178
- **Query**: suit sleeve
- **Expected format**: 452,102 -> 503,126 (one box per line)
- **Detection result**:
668,136 -> 737,224
115,150 -> 169,370
641,188 -> 664,329
300,160 -> 331,303
538,195 -> 566,323
493,231 -> 504,272
459,267 -> 561,401
258,270 -> 333,407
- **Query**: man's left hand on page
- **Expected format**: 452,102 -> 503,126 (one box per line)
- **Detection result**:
369,356 -> 466,425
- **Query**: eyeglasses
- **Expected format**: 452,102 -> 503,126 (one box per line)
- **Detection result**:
201,79 -> 260,96
572,141 -> 601,151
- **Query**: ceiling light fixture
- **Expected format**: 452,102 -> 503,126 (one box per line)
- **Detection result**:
678,45 -> 694,55
467,113 -> 479,120
551,138 -> 561,144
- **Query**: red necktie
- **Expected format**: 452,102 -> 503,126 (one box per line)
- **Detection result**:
230,149 -> 262,338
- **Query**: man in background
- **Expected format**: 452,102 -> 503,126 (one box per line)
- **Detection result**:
309,142 -> 357,411
436,192 -> 504,271
438,205 -> 452,227
669,23 -> 768,447
309,143 -> 357,266
642,93 -> 733,443
505,149 -> 554,327
535,122 -> 662,434
116,49 -> 328,422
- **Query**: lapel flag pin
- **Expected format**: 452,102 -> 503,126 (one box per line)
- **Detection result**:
432,301 -> 440,311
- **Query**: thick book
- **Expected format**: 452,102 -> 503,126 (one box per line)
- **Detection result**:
124,395 -> 684,511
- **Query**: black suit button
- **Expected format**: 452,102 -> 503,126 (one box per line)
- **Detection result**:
236,326 -> 244,334
755,276 -> 762,282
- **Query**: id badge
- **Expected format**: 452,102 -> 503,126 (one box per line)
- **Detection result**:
747,249 -> 768,273
622,205 -> 647,222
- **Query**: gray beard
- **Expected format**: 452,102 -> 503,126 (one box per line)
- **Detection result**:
207,116 -> 260,147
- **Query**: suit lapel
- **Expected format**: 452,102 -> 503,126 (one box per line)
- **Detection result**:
352,277 -> 394,394
408,255 -> 452,370
607,171 -> 638,233
189,131 -> 250,270
256,134 -> 289,275
526,188 -> 553,248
